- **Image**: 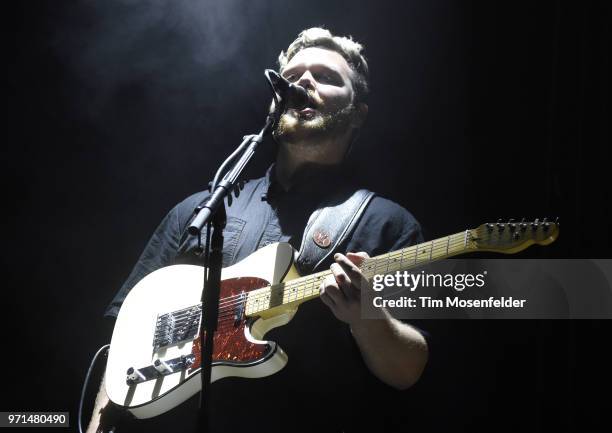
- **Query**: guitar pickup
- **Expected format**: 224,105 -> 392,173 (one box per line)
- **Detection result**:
126,354 -> 196,385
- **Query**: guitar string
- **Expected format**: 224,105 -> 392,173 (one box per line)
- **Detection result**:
228,224 -> 543,311
192,233 -> 478,326
230,233 -> 471,305
169,234 -> 469,317
179,224 -> 543,312
214,232 -> 470,308
158,234 -> 474,331
156,235 -> 473,335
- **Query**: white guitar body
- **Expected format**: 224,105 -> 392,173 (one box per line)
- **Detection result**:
105,242 -> 301,419
104,219 -> 559,419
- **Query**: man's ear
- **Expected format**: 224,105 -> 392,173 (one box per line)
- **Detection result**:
344,102 -> 368,160
351,102 -> 368,128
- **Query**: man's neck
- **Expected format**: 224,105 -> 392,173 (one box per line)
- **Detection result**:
275,133 -> 352,191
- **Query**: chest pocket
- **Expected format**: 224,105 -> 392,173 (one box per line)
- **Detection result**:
221,216 -> 247,266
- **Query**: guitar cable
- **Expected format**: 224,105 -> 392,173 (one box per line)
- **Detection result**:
78,344 -> 111,433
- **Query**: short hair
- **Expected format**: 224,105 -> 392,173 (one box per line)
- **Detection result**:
278,27 -> 370,103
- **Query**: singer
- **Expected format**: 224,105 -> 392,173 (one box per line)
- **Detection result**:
89,28 -> 428,433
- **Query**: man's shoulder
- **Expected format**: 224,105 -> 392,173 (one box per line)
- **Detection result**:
364,194 -> 420,228
346,192 -> 423,253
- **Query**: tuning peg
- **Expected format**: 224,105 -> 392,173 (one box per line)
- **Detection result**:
543,217 -> 550,231
513,231 -> 521,240
486,223 -> 495,232
497,218 -> 505,231
554,217 -> 560,226
508,218 -> 516,231
531,218 -> 539,230
520,218 -> 527,231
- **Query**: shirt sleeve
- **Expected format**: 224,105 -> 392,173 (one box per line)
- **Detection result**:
103,206 -> 181,319
346,195 -> 424,257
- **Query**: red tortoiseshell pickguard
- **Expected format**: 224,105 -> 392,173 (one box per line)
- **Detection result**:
190,276 -> 270,370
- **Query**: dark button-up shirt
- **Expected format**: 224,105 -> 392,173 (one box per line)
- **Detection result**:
104,163 -> 423,433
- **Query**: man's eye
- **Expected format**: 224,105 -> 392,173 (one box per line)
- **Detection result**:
316,73 -> 335,84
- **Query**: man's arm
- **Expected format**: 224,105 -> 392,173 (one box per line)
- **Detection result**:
320,252 -> 428,390
350,307 -> 428,389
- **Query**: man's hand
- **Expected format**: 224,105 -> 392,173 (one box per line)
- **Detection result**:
319,252 -> 370,325
320,251 -> 428,390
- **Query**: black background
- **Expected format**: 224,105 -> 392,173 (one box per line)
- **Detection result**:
3,1 -> 610,432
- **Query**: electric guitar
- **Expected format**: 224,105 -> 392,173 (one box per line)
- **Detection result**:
106,218 -> 558,418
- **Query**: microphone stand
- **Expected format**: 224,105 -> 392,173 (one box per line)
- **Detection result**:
190,73 -> 283,431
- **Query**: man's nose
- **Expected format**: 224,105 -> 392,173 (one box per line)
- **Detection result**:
296,71 -> 316,91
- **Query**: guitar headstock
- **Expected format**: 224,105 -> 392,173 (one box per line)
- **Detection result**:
470,218 -> 559,254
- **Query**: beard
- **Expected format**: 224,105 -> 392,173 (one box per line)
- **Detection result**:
273,102 -> 356,145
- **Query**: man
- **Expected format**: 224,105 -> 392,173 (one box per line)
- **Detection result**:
89,27 -> 428,433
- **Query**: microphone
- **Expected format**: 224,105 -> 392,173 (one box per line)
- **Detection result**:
265,69 -> 310,110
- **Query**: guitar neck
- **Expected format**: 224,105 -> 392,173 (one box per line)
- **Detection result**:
245,229 -> 476,317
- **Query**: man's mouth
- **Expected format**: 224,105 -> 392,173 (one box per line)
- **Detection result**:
288,96 -> 318,112
298,107 -> 316,114
295,107 -> 317,120
291,99 -> 319,117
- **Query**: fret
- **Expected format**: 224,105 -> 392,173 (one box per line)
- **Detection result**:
295,282 -> 302,302
407,245 -> 416,263
377,255 -> 385,274
391,251 -> 401,272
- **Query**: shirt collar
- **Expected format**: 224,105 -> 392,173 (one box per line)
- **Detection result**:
261,162 -> 352,202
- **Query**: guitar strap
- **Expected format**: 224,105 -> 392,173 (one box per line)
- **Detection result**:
295,188 -> 375,275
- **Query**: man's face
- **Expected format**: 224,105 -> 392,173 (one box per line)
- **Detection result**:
273,47 -> 358,144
